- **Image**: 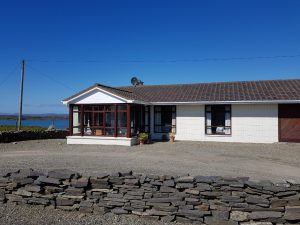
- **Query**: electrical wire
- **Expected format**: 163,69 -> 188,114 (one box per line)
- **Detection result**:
26,54 -> 300,64
0,64 -> 19,88
26,64 -> 76,91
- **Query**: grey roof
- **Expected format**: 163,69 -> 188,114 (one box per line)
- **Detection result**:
63,79 -> 300,103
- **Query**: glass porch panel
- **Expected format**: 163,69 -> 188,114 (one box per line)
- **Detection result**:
117,128 -> 127,136
73,111 -> 80,127
94,112 -> 104,126
118,112 -> 127,127
104,127 -> 115,136
73,126 -> 81,135
105,112 -> 115,127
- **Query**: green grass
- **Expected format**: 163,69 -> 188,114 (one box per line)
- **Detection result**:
0,125 -> 47,132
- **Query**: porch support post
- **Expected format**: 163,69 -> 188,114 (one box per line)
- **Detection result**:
80,104 -> 84,136
114,104 -> 117,137
127,103 -> 131,138
69,104 -> 73,136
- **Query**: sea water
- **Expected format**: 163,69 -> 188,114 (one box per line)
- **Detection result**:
0,119 -> 68,130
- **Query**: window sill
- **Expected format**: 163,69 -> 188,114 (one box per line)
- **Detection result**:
205,134 -> 232,137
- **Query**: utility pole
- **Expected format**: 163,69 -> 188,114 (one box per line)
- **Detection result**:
17,60 -> 25,131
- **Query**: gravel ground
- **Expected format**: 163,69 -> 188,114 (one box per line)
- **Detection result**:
0,139 -> 300,182
0,204 -> 181,225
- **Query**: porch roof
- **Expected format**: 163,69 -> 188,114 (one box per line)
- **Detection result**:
63,79 -> 300,104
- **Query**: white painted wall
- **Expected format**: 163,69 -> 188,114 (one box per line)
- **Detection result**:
67,136 -> 137,146
70,89 -> 126,104
175,104 -> 278,143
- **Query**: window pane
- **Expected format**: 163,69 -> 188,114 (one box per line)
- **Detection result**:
117,128 -> 127,136
73,112 -> 80,127
73,127 -> 81,135
105,112 -> 115,127
84,106 -> 93,111
118,105 -> 127,111
84,112 -> 93,126
94,113 -> 104,126
93,106 -> 104,111
105,128 -> 115,136
206,112 -> 211,126
118,112 -> 127,127
106,105 -> 115,111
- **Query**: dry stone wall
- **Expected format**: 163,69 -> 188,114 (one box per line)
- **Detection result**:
0,130 -> 67,143
0,169 -> 300,225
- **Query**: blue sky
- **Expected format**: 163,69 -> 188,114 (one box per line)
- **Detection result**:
0,0 -> 300,114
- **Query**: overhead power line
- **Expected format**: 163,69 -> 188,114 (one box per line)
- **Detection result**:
27,64 -> 76,91
0,64 -> 19,87
26,54 -> 300,63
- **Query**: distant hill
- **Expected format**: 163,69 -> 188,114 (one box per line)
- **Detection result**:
0,113 -> 68,120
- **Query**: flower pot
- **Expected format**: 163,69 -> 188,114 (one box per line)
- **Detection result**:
139,139 -> 145,145
170,136 -> 175,143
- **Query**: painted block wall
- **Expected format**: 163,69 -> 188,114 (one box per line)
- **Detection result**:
175,104 -> 278,143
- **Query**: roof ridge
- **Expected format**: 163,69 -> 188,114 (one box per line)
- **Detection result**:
95,83 -> 133,93
117,78 -> 300,88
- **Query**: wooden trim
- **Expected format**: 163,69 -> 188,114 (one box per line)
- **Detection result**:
80,104 -> 84,136
127,103 -> 131,138
114,104 -> 118,137
69,105 -> 73,136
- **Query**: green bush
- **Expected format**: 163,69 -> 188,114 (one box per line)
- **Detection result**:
0,125 -> 46,132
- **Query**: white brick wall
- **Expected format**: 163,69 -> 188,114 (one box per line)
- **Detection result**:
175,104 -> 278,143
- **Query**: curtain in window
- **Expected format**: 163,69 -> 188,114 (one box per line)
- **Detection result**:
225,112 -> 231,134
206,112 -> 212,134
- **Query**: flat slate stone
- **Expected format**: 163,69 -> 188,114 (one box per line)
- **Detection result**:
176,209 -> 211,218
163,180 -> 175,187
27,197 -> 49,205
194,176 -> 222,183
15,189 -> 32,197
284,206 -> 300,221
276,191 -> 298,198
245,196 -> 269,205
230,211 -> 250,221
48,169 -> 76,179
176,176 -> 194,183
212,210 -> 230,220
147,197 -> 182,203
56,198 -> 77,206
71,177 -> 89,188
204,217 -> 238,225
240,222 -> 272,225
249,211 -> 282,219
111,207 -> 129,215
24,184 -> 41,193
37,176 -> 60,185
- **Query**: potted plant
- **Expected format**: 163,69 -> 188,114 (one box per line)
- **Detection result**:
169,132 -> 175,143
138,133 -> 148,145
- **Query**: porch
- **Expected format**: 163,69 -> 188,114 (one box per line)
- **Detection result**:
68,104 -> 150,146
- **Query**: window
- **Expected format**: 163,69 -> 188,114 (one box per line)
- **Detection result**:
72,105 -> 81,135
205,105 -> 231,135
144,106 -> 150,133
154,106 -> 176,133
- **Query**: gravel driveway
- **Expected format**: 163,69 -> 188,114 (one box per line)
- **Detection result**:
0,204 -> 178,225
0,139 -> 299,182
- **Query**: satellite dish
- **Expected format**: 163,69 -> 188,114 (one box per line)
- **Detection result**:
131,77 -> 138,86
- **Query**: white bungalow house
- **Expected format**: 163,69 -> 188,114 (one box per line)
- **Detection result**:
62,79 -> 300,146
